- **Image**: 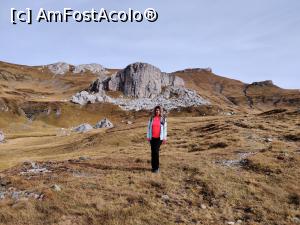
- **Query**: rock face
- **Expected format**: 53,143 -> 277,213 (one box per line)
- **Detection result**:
73,64 -> 106,74
71,62 -> 209,111
0,130 -> 4,143
84,63 -> 185,98
108,63 -> 163,98
46,62 -> 106,75
73,123 -> 93,133
161,72 -> 185,87
88,76 -> 110,93
47,62 -> 70,75
251,80 -> 274,87
107,63 -> 184,98
94,118 -> 114,128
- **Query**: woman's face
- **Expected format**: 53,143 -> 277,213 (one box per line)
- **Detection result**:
155,108 -> 161,116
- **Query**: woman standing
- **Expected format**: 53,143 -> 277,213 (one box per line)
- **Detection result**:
146,105 -> 167,173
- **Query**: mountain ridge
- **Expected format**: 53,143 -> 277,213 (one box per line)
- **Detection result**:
0,60 -> 299,127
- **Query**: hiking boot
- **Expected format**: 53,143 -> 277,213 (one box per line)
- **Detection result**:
153,168 -> 160,173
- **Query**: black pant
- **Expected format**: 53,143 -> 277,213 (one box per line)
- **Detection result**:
150,138 -> 162,171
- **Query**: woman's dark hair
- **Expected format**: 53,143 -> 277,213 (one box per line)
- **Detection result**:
152,105 -> 162,116
150,105 -> 167,125
152,105 -> 164,118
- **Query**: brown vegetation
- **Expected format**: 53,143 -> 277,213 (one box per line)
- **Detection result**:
0,61 -> 299,225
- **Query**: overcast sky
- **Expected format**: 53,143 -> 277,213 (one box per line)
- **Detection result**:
1,0 -> 299,89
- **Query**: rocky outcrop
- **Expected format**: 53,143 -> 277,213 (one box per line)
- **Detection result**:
71,119 -> 114,133
109,86 -> 209,111
176,68 -> 213,73
45,62 -> 106,75
86,63 -> 185,96
71,91 -> 112,105
73,64 -> 106,74
71,62 -> 209,111
73,123 -> 93,133
251,80 -> 274,87
243,84 -> 254,108
108,63 -> 163,98
46,62 -> 70,75
94,118 -> 114,128
106,63 -> 184,98
88,76 -> 110,93
0,130 -> 4,143
72,86 -> 209,111
161,72 -> 185,87
243,80 -> 277,108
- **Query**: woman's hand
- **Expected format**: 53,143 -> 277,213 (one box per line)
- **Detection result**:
147,138 -> 150,142
163,139 -> 167,144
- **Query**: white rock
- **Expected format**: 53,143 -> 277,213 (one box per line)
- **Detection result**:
79,156 -> 91,161
0,130 -> 4,143
46,62 -> 70,75
0,192 -> 5,199
52,184 -> 61,192
94,118 -> 114,128
73,123 -> 93,133
264,137 -> 273,142
20,161 -> 51,175
161,195 -> 170,201
292,217 -> 300,223
73,63 -> 105,74
71,91 -> 101,105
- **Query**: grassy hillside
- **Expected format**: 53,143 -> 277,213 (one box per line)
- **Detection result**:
0,61 -> 299,225
0,110 -> 299,225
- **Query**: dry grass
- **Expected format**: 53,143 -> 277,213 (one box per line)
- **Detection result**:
1,61 -> 300,224
0,109 -> 299,225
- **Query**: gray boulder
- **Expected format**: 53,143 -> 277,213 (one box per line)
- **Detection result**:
90,63 -> 185,98
71,91 -> 108,105
71,91 -> 96,105
70,62 -> 209,111
108,62 -> 162,98
94,118 -> 114,128
46,62 -> 70,75
0,131 -> 4,143
71,90 -> 112,105
73,123 -> 93,133
161,72 -> 184,87
46,62 -> 107,76
73,63 -> 106,74
88,76 -> 110,93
